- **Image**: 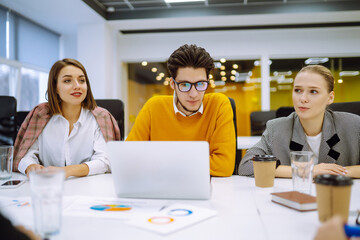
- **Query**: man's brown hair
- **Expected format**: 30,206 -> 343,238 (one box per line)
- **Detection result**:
167,44 -> 214,79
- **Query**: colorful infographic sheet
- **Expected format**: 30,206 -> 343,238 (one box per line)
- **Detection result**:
125,203 -> 218,235
63,196 -> 167,220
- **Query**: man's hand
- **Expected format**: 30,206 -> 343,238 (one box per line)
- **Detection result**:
314,215 -> 347,240
15,225 -> 41,240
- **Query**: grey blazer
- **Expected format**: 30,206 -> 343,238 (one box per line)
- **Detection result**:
238,110 -> 360,176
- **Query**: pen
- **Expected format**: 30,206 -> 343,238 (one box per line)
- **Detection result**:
344,224 -> 360,237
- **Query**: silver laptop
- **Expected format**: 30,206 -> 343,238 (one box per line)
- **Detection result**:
107,141 -> 211,200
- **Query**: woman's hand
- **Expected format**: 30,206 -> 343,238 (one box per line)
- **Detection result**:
25,164 -> 44,177
313,163 -> 347,177
45,166 -> 68,178
45,164 -> 89,179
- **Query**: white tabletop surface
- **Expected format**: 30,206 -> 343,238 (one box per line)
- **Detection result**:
237,136 -> 261,149
1,173 -> 359,240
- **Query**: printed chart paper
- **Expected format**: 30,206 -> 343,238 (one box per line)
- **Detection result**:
125,203 -> 218,235
63,196 -> 167,220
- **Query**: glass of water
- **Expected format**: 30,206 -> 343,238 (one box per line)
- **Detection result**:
291,151 -> 314,194
0,146 -> 13,180
29,168 -> 65,238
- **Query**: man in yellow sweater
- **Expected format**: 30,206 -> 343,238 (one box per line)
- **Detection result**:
127,44 -> 235,177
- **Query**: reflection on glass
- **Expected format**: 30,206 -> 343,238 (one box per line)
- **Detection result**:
0,64 -> 10,95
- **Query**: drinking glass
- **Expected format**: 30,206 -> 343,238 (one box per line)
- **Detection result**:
29,168 -> 65,238
291,151 -> 314,194
0,146 -> 13,180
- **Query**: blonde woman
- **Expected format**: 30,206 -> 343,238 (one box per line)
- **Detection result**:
239,65 -> 360,178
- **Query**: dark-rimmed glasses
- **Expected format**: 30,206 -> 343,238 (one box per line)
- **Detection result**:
173,79 -> 209,92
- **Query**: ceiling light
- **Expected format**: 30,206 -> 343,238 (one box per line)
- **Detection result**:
209,79 -> 215,84
164,80 -> 169,86
159,72 -> 165,77
339,71 -> 359,77
254,60 -> 271,66
231,70 -> 237,75
107,7 -> 115,12
214,81 -> 225,86
337,79 -> 343,83
305,58 -> 329,65
273,71 -> 292,76
156,76 -> 162,81
164,0 -> 205,3
220,71 -> 226,76
221,77 -> 227,81
141,61 -> 148,66
220,58 -> 226,63
214,62 -> 222,68
220,66 -> 225,70
209,74 -> 213,79
151,67 -> 157,72
232,64 -> 238,69
230,76 -> 235,81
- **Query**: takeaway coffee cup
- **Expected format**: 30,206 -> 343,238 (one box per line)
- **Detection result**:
314,174 -> 353,222
252,155 -> 280,188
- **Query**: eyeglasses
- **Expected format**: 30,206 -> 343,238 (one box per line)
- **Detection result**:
173,79 -> 209,92
356,209 -> 360,225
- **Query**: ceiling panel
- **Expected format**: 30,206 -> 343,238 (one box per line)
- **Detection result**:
131,2 -> 168,8
247,0 -> 283,3
83,0 -> 360,20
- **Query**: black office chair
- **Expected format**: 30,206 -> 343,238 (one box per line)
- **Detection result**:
276,102 -> 360,118
95,99 -> 125,141
228,97 -> 239,175
275,107 -> 294,118
0,96 -> 17,146
250,111 -> 276,136
328,101 -> 360,116
16,111 -> 30,130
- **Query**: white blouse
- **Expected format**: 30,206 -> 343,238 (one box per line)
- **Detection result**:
18,108 -> 109,175
306,132 -> 322,165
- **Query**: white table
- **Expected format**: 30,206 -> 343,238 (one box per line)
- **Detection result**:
237,136 -> 261,150
1,174 -> 359,240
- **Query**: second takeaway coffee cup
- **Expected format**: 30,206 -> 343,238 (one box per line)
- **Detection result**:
252,155 -> 280,188
314,174 -> 353,222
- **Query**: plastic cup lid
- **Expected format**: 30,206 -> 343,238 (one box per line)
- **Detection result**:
251,155 -> 278,162
314,174 -> 353,186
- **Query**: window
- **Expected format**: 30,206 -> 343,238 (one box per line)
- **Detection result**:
0,6 -> 59,110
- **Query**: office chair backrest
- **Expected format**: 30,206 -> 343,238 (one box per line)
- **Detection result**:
276,102 -> 360,118
250,111 -> 276,136
228,97 -> 239,175
95,99 -> 125,140
275,107 -> 294,118
328,101 -> 360,116
17,111 -> 30,130
0,96 -> 17,146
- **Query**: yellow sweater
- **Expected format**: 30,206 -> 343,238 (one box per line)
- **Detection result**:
127,93 -> 236,177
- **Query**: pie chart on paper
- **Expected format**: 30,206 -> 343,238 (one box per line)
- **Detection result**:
90,204 -> 132,211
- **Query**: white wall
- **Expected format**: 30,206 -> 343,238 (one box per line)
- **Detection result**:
77,23 -> 119,99
117,27 -> 360,62
59,34 -> 78,59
